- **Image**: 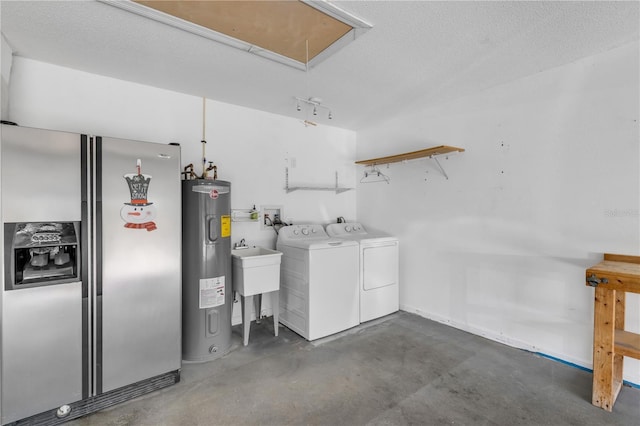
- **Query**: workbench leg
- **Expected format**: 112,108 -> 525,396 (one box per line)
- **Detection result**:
613,291 -> 625,401
592,288 -> 622,411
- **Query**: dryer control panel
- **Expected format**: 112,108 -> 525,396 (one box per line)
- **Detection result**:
326,222 -> 367,236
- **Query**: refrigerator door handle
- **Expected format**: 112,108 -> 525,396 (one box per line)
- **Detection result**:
81,134 -> 93,399
93,136 -> 103,395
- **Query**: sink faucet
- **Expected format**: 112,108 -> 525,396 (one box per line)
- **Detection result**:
234,238 -> 248,249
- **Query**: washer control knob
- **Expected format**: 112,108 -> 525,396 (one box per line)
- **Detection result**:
345,226 -> 352,232
311,228 -> 316,233
302,228 -> 309,235
293,229 -> 299,235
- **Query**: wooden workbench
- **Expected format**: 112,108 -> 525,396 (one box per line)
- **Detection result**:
586,253 -> 640,411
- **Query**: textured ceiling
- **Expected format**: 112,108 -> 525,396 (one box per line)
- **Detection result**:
1,1 -> 638,130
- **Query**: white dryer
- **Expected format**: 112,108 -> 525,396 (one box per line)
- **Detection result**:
326,222 -> 399,323
277,224 -> 359,340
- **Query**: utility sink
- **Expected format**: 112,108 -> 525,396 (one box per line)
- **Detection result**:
232,246 -> 283,346
232,247 -> 282,296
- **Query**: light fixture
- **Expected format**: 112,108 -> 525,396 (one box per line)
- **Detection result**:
295,40 -> 333,126
294,97 -> 334,121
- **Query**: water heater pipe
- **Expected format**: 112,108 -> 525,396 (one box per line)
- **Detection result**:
201,97 -> 207,178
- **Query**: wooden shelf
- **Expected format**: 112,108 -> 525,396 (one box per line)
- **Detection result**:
615,329 -> 640,359
355,145 -> 465,166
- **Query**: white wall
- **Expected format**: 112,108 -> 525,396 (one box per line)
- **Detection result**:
1,34 -> 12,120
6,41 -> 640,384
356,41 -> 640,383
7,57 -> 357,323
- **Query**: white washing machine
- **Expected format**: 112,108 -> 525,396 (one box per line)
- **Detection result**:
326,222 -> 399,323
277,224 -> 359,340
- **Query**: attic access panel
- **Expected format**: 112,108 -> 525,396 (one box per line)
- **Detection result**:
113,0 -> 372,69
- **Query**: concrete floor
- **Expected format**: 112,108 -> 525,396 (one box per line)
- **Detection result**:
70,312 -> 639,425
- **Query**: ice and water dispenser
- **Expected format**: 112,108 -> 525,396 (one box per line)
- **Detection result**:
4,222 -> 80,289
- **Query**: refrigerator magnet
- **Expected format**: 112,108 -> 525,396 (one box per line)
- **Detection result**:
121,159 -> 157,231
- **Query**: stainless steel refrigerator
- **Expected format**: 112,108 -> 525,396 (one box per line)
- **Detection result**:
0,124 -> 182,424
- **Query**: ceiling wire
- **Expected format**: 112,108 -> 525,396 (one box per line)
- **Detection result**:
305,39 -> 309,98
303,40 -> 317,127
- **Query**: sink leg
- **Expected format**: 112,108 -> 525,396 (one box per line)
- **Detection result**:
272,290 -> 279,337
254,294 -> 262,324
240,295 -> 252,346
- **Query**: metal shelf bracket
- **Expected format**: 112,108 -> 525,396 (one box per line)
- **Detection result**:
431,155 -> 449,180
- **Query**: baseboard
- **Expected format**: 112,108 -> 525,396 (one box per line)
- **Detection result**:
399,304 -> 640,387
